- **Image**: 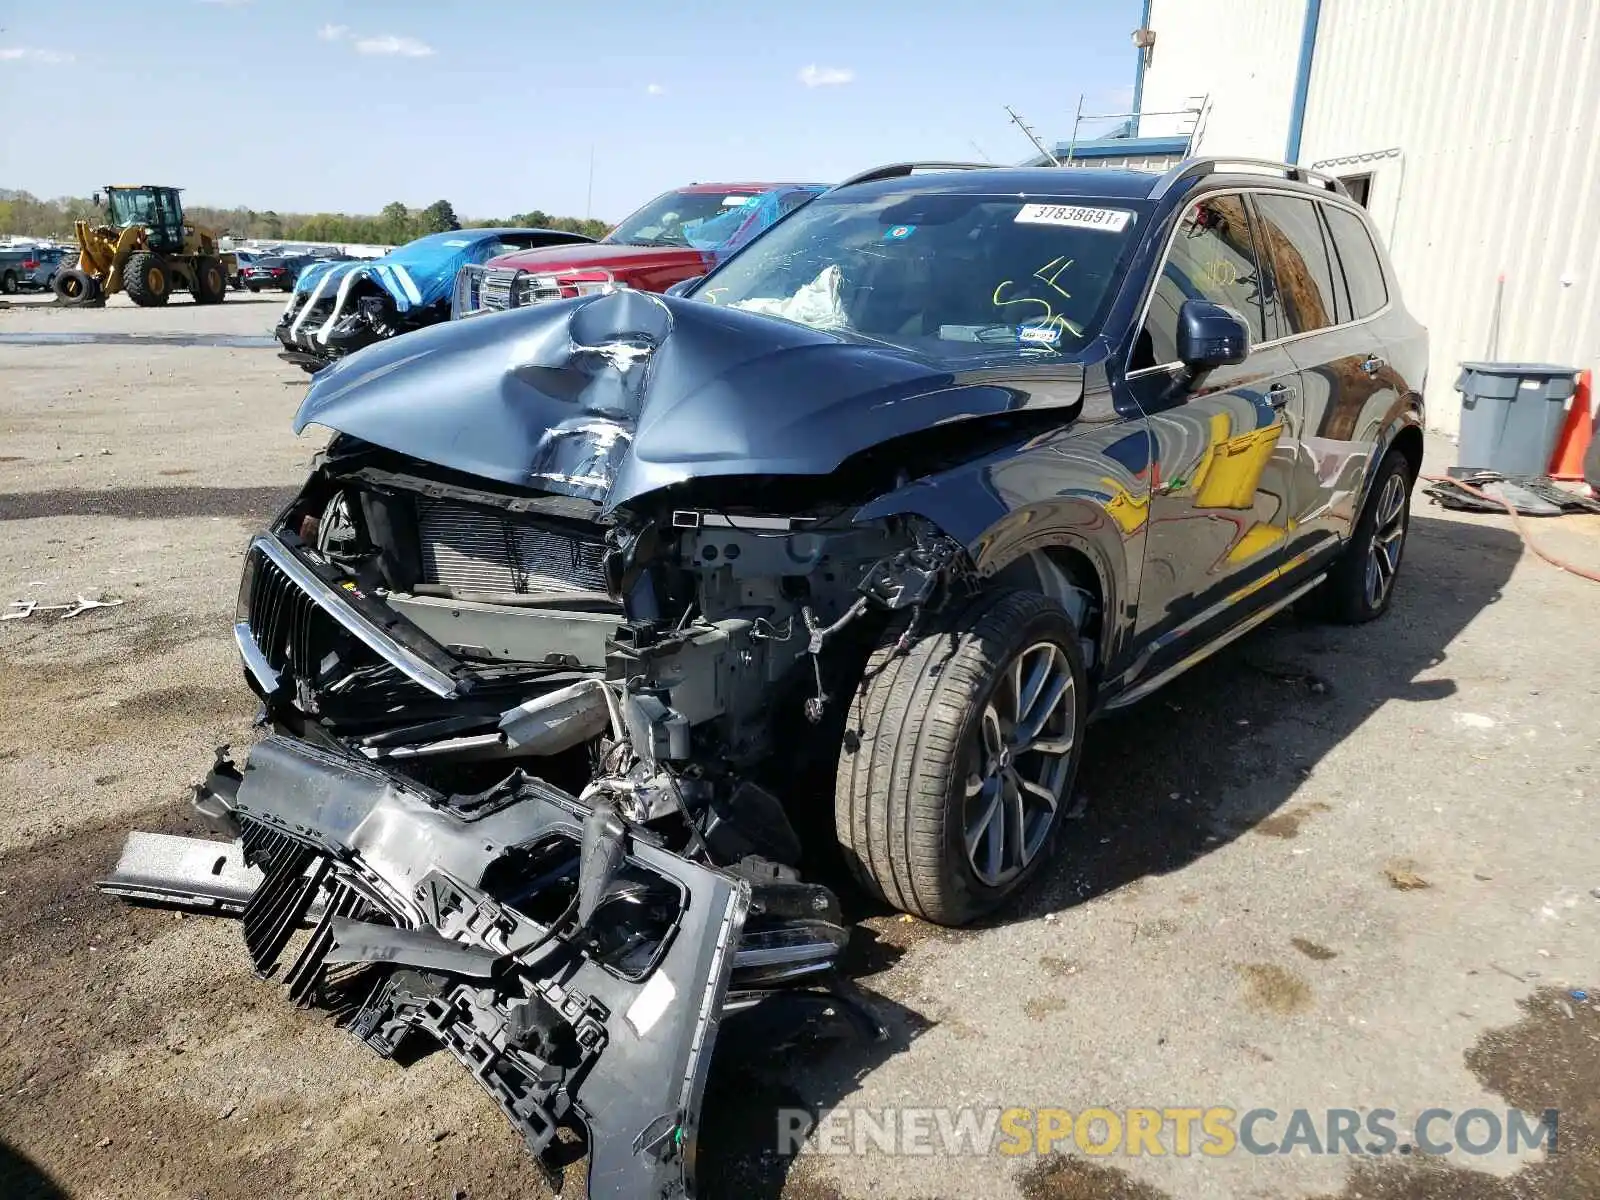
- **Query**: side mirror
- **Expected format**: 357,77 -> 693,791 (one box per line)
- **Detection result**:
663,275 -> 703,299
92,192 -> 104,209
1176,299 -> 1250,371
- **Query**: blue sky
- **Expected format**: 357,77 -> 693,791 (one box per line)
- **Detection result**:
0,0 -> 1141,220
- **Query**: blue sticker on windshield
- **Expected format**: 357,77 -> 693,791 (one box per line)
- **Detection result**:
884,224 -> 916,241
1018,321 -> 1063,348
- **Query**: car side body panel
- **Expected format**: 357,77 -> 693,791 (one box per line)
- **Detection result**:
854,370 -> 1150,692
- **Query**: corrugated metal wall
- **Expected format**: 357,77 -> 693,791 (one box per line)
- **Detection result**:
1300,0 -> 1600,435
1136,0 -> 1303,154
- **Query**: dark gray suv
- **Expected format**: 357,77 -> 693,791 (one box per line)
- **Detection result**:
112,157 -> 1424,1198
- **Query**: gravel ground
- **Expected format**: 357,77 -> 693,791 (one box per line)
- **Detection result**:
1,292 -> 1596,1200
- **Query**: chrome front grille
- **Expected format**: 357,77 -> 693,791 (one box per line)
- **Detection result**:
481,267 -> 566,312
452,264 -> 621,318
242,545 -> 342,683
417,499 -> 607,597
236,536 -> 461,700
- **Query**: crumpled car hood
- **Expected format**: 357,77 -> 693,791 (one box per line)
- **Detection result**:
294,289 -> 1087,512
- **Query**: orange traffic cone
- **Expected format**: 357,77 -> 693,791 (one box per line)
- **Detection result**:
1548,368 -> 1595,481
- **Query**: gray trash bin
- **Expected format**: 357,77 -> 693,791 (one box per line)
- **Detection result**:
1455,362 -> 1578,476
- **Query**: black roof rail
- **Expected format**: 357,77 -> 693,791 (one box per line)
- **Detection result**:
1148,157 -> 1349,201
831,161 -> 993,190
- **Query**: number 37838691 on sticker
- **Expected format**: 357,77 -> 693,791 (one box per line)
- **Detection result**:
1014,204 -> 1134,232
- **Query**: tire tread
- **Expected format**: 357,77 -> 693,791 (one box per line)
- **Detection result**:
836,589 -> 1082,925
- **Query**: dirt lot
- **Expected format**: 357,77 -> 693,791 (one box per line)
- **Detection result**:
2,292 -> 1597,1200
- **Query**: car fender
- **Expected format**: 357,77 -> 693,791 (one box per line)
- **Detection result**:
854,416 -> 1150,673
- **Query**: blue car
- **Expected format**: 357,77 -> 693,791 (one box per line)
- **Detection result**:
275,227 -> 594,372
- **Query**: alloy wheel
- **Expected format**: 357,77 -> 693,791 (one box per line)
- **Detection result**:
1364,471 -> 1408,609
962,641 -> 1077,887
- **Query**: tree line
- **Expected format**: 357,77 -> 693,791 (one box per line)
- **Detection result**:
0,190 -> 611,245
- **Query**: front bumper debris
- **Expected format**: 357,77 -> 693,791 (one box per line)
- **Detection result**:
99,831 -> 268,915
103,735 -> 855,1197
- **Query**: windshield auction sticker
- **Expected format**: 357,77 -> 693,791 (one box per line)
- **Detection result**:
1015,204 -> 1133,232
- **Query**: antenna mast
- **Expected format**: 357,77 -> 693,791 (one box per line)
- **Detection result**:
1004,105 -> 1059,167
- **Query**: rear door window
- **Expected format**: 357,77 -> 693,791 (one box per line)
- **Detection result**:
1323,203 -> 1389,319
1134,193 -> 1267,370
1249,194 -> 1343,334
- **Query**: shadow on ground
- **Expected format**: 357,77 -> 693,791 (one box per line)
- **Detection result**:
1019,510 -> 1521,916
0,484 -> 297,522
0,1141 -> 67,1200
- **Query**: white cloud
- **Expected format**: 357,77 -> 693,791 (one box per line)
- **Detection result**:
797,64 -> 854,88
318,23 -> 349,41
0,46 -> 74,64
354,34 -> 435,58
646,83 -> 666,96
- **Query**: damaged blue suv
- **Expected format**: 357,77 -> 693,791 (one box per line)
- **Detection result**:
110,159 -> 1425,1198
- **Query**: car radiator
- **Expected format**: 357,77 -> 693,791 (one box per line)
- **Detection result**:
416,498 -> 608,597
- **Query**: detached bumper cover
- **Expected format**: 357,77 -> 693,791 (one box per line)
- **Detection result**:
118,735 -> 750,1197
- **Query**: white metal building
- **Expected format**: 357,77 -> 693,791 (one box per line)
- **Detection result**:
1132,0 -> 1600,435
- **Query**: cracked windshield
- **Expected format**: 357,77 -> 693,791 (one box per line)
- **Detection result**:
696,189 -> 1140,359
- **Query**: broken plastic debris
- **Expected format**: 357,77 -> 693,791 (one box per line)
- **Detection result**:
1573,990 -> 1589,1001
3,595 -> 125,621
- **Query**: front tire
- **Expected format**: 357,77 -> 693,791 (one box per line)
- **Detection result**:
836,589 -> 1087,926
123,252 -> 171,306
1318,447 -> 1413,623
191,257 -> 228,304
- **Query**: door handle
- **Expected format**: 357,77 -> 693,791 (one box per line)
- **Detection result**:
1267,383 -> 1296,408
1360,354 -> 1386,374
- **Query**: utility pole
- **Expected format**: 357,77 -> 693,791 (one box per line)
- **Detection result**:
585,146 -> 595,219
1004,105 -> 1058,167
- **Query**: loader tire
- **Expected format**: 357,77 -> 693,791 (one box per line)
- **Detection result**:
192,258 -> 228,305
53,268 -> 100,307
835,588 -> 1087,926
123,252 -> 171,306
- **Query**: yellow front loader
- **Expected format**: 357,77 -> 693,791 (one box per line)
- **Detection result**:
53,185 -> 233,307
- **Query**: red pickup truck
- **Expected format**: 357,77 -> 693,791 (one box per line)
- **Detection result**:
452,182 -> 827,316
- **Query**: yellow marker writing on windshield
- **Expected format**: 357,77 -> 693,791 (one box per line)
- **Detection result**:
992,257 -> 1084,337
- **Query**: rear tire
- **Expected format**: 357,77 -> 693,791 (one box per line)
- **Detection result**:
836,589 -> 1087,926
191,257 -> 228,304
1316,447 -> 1413,623
1,271 -> 16,295
53,268 -> 100,307
123,252 -> 171,306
